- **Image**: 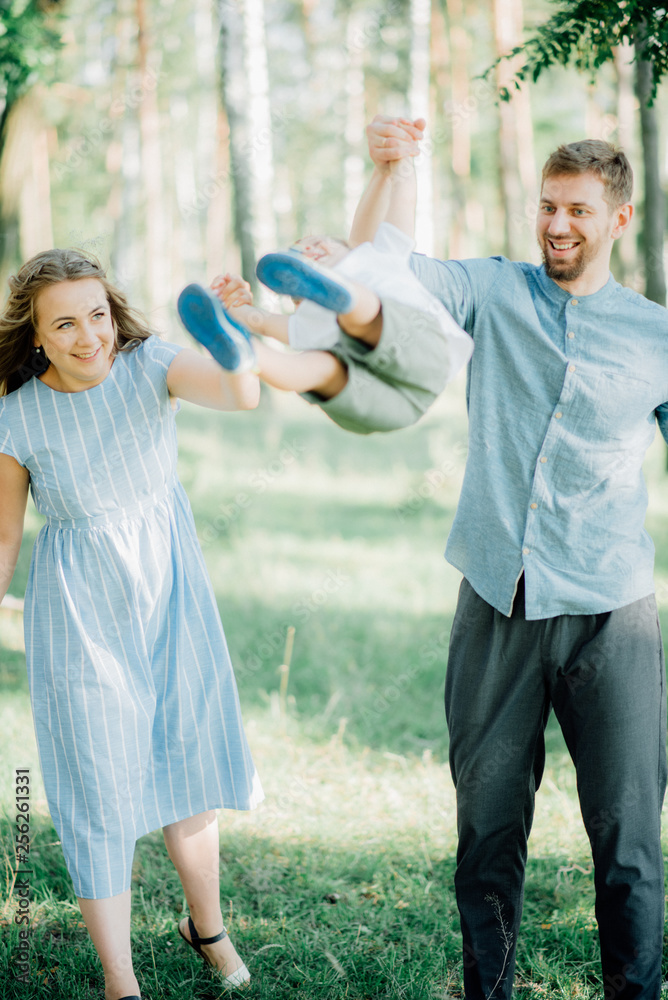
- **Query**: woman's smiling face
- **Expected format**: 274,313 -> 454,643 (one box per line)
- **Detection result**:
34,278 -> 116,392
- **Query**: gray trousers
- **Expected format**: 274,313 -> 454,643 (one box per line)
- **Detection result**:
445,575 -> 667,1000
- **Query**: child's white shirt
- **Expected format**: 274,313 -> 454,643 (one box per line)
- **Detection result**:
287,222 -> 473,380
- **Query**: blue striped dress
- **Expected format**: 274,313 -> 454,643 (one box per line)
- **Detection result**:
0,336 -> 263,899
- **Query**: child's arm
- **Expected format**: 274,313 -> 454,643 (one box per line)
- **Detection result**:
0,454 -> 28,606
384,158 -> 417,239
349,115 -> 425,246
213,273 -> 290,345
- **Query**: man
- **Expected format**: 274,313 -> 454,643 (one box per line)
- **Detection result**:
362,117 -> 668,999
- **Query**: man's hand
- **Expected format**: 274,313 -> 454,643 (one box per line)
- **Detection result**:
366,115 -> 426,172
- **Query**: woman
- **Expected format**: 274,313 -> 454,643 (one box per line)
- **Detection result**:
0,249 -> 263,999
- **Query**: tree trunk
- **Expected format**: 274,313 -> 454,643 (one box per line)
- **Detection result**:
0,100 -> 23,281
219,0 -> 256,289
430,0 -> 452,260
634,34 -> 666,307
344,9 -> 366,233
441,0 -> 472,259
612,39 -> 637,286
0,94 -> 53,280
218,0 -> 276,296
410,0 -> 433,254
243,0 -> 276,257
136,0 -> 168,322
110,0 -> 142,302
493,0 -> 535,261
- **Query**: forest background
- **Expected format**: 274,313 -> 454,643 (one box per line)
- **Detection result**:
1,0 -> 668,998
2,0 -> 667,313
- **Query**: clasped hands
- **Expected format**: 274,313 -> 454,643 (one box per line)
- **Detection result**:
365,114 -> 427,172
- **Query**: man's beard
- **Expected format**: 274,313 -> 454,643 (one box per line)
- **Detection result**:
539,236 -> 598,283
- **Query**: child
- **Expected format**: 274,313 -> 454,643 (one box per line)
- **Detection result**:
177,155 -> 472,435
0,249 -> 263,1000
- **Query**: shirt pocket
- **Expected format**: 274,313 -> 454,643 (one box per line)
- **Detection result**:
565,370 -> 654,492
587,371 -> 654,444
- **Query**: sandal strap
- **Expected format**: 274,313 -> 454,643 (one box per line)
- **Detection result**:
188,914 -> 229,947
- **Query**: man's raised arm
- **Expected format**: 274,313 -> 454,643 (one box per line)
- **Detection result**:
349,115 -> 425,247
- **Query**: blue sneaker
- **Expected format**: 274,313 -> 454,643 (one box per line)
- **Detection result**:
177,283 -> 256,373
256,252 -> 354,314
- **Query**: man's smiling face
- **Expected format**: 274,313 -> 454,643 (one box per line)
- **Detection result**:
536,172 -> 624,289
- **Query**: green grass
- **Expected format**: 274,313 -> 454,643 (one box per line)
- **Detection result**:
1,378 -> 668,998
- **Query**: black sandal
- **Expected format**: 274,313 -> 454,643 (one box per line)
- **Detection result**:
178,916 -> 250,989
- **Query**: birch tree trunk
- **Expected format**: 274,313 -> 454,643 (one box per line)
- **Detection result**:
344,9 -> 366,234
243,0 -> 276,256
613,39 -> 637,285
0,94 -> 53,275
409,0 -> 433,254
441,0 -> 472,258
634,33 -> 666,306
136,0 -> 169,321
110,0 -> 142,300
218,0 -> 276,295
0,102 -> 20,278
430,0 -> 452,260
493,0 -> 535,261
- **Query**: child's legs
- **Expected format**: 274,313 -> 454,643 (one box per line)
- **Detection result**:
78,890 -> 139,1000
337,283 -> 383,346
163,811 -> 246,977
300,298 -> 453,434
254,339 -> 348,398
351,297 -> 454,395
302,356 -> 427,434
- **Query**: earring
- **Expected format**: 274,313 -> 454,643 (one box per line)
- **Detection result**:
33,345 -> 42,354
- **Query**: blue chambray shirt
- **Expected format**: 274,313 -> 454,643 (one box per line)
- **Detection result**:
410,253 -> 668,620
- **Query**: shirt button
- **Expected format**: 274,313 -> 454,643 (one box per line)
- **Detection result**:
567,331 -> 575,339
540,456 -> 547,463
570,298 -> 578,305
530,503 -> 538,510
523,547 -> 531,555
568,364 -> 576,372
555,411 -> 563,419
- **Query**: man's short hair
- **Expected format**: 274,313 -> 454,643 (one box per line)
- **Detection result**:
542,140 -> 633,208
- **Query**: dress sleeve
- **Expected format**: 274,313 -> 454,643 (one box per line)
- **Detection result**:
0,399 -> 23,464
0,427 -> 20,462
138,335 -> 185,371
131,336 -> 186,413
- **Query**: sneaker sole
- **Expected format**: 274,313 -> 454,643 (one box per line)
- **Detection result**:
256,253 -> 353,314
177,284 -> 255,372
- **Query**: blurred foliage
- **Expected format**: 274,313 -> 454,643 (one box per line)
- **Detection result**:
0,0 -> 63,142
0,0 -> 665,299
487,0 -> 668,102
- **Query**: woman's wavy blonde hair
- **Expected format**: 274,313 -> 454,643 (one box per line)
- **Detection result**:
0,248 -> 152,395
